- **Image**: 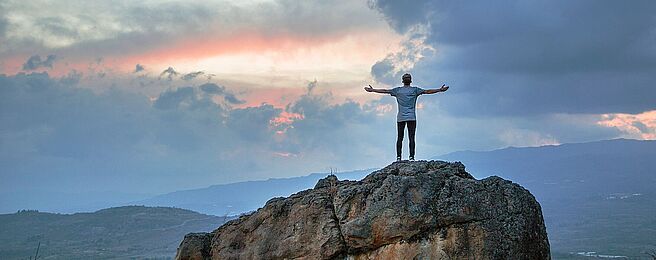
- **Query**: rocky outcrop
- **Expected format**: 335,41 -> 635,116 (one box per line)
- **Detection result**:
175,160 -> 550,259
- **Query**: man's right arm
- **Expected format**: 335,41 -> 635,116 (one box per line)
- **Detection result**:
364,85 -> 392,94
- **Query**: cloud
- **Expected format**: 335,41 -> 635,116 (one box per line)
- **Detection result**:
0,72 -> 247,194
0,16 -> 7,38
226,104 -> 281,142
157,68 -> 218,85
223,93 -> 245,105
154,83 -> 246,110
134,64 -> 144,73
22,54 -> 57,70
198,83 -> 245,104
181,71 -> 204,81
2,1 -> 214,52
370,26 -> 433,84
0,0 -> 390,64
370,0 -> 656,116
306,79 -> 318,93
153,86 -> 196,110
598,110 -> 656,139
159,66 -> 179,81
0,71 -> 629,201
59,69 -> 82,85
0,72 -> 385,194
199,83 -> 222,94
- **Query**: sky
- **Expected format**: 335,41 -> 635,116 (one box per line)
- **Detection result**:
1,0 -> 655,197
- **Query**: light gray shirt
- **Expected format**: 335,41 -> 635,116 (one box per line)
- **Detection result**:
390,86 -> 425,122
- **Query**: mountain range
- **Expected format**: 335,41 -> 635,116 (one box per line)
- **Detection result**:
138,169 -> 372,216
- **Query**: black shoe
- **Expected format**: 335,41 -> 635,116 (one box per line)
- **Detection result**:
396,156 -> 402,161
409,156 -> 415,161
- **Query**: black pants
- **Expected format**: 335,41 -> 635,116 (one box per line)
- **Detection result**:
396,120 -> 416,158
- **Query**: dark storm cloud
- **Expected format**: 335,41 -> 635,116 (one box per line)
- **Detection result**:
22,54 -> 57,70
370,0 -> 656,115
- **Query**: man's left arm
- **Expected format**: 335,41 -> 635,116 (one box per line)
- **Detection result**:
422,84 -> 449,94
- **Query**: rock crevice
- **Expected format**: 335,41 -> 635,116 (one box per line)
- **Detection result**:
327,182 -> 348,257
175,160 -> 550,260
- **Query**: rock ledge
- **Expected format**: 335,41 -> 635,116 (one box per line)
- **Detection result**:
176,160 -> 550,259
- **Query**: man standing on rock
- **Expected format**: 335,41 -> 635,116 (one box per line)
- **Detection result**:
365,73 -> 449,161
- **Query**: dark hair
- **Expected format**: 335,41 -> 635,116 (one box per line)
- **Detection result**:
402,73 -> 412,84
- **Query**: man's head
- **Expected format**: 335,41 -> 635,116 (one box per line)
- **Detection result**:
402,73 -> 412,85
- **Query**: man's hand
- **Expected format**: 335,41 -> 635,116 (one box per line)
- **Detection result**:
364,85 -> 374,92
439,84 -> 449,92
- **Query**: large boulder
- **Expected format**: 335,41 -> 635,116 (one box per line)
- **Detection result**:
176,160 -> 550,259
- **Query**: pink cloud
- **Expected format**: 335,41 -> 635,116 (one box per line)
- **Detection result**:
270,111 -> 304,126
118,31 -> 332,67
598,110 -> 656,139
236,87 -> 306,109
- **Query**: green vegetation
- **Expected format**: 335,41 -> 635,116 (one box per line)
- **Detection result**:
0,206 -> 227,259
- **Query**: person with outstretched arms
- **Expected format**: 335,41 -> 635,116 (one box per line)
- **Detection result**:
364,73 -> 449,161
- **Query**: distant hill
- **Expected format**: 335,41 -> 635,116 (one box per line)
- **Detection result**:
0,190 -> 154,214
0,206 -> 228,260
139,169 -> 372,216
435,138 -> 656,259
0,169 -> 372,215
